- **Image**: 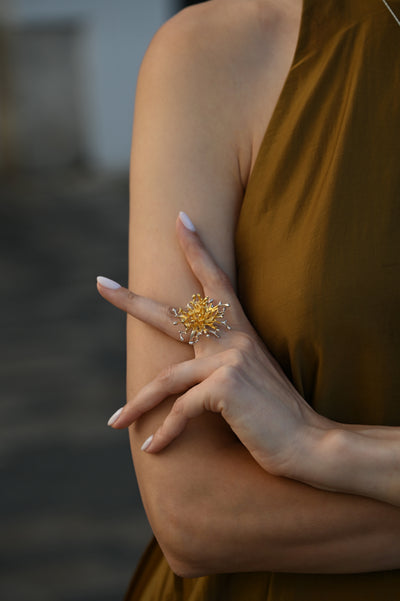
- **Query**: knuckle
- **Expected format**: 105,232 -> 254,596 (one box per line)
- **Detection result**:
157,364 -> 175,384
190,252 -> 203,273
215,365 -> 238,391
226,347 -> 246,368
170,397 -> 185,418
184,237 -> 202,266
235,332 -> 255,354
209,267 -> 231,290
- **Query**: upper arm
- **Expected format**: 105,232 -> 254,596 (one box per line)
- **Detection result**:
126,5 -> 246,562
129,7 -> 245,294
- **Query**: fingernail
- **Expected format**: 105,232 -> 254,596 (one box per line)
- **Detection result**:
107,407 -> 124,426
141,434 -> 154,452
97,276 -> 121,290
179,211 -> 196,232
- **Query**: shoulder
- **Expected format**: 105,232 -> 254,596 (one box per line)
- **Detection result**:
140,0 -> 283,91
143,0 -> 274,63
135,0 -> 287,185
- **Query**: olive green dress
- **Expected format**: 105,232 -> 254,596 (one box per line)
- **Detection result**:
125,0 -> 400,598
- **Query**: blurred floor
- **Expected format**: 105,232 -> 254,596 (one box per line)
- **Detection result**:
0,170 -> 152,601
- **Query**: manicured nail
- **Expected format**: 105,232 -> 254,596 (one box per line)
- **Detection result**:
107,407 -> 124,426
179,211 -> 196,232
97,276 -> 121,290
141,434 -> 154,452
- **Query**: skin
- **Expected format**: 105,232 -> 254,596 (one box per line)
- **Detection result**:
99,217 -> 400,507
97,0 -> 400,579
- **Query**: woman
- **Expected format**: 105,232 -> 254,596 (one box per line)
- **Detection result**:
97,0 -> 400,599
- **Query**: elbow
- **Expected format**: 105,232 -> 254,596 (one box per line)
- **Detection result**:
149,498 -> 217,578
157,522 -> 213,579
163,551 -> 205,580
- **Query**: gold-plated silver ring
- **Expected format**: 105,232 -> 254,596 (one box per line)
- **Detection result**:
171,294 -> 231,344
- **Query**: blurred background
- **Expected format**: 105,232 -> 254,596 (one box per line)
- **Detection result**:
0,1 -> 204,599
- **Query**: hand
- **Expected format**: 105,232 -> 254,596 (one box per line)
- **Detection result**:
97,212 -> 332,479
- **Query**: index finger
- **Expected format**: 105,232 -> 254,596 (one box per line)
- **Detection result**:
97,277 -> 186,342
97,276 -> 236,345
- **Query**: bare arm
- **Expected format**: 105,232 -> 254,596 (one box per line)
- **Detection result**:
123,5 -> 400,578
101,223 -> 400,508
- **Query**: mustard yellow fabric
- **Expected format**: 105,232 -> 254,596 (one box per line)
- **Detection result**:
125,0 -> 400,598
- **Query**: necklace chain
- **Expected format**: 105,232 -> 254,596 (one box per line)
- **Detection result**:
381,0 -> 400,27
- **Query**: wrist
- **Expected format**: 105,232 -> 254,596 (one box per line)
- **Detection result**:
281,420 -> 337,486
296,425 -> 400,505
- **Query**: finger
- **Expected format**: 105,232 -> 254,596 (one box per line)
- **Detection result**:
109,353 -> 226,429
176,213 -> 246,324
141,380 -> 212,453
96,276 -> 192,342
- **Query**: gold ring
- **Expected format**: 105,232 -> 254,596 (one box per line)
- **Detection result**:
171,294 -> 231,344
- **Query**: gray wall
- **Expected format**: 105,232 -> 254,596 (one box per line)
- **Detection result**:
2,0 -> 175,170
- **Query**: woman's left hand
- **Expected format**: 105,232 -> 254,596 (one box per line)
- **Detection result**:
97,213 -> 332,480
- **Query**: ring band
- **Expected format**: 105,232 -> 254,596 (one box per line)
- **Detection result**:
171,294 -> 231,344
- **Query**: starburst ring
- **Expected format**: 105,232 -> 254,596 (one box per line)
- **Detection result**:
171,294 -> 231,344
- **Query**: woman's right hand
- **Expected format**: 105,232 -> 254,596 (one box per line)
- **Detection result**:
97,213 -> 332,482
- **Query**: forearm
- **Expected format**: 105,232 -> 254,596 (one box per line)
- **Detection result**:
126,328 -> 400,577
295,425 -> 400,506
123,244 -> 400,578
125,222 -> 400,578
129,401 -> 400,577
